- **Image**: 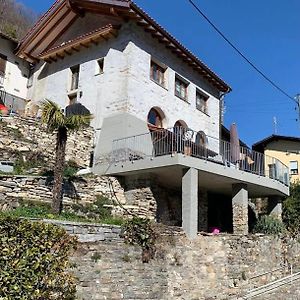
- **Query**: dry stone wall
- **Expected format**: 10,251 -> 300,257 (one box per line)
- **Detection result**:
0,116 -> 93,167
65,222 -> 300,300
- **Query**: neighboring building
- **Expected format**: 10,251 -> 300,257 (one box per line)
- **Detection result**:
17,0 -> 289,238
0,33 -> 30,114
253,135 -> 300,183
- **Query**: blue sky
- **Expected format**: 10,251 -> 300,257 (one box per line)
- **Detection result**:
21,0 -> 300,146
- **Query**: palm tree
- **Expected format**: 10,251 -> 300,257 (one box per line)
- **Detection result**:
41,100 -> 92,214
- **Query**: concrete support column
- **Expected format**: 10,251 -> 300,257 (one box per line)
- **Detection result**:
198,188 -> 208,232
232,183 -> 248,235
182,168 -> 198,239
268,196 -> 282,221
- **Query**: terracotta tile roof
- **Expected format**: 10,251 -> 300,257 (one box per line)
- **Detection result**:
17,0 -> 231,92
19,0 -> 63,46
130,2 -> 230,92
39,24 -> 120,58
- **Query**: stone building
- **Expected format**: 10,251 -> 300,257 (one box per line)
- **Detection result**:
16,0 -> 289,238
0,33 -> 30,113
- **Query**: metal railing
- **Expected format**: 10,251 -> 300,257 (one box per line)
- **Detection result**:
110,127 -> 289,186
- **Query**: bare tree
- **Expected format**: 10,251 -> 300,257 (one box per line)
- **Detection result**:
0,0 -> 37,40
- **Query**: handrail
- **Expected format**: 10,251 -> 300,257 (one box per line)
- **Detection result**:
110,127 -> 290,186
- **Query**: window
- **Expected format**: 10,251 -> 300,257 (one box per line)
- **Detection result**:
290,161 -> 298,175
27,67 -> 34,88
147,108 -> 163,128
195,131 -> 207,147
68,93 -> 77,105
175,76 -> 188,101
150,60 -> 166,87
96,58 -> 104,74
0,53 -> 7,84
70,65 -> 79,90
196,90 -> 208,114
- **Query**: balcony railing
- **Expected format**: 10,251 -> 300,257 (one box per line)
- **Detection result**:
110,127 -> 289,186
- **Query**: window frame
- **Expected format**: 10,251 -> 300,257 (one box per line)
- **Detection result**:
0,53 -> 7,81
175,75 -> 189,102
196,90 -> 209,115
70,65 -> 80,91
290,160 -> 298,175
150,60 -> 167,88
147,108 -> 163,128
96,58 -> 104,75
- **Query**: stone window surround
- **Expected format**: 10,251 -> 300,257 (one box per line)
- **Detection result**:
95,58 -> 104,76
70,64 -> 80,92
196,89 -> 209,116
175,74 -> 189,103
150,58 -> 168,89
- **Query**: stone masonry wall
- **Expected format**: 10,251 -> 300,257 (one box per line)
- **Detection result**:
65,222 -> 300,300
0,116 -> 94,167
0,175 -> 125,212
0,174 -> 181,222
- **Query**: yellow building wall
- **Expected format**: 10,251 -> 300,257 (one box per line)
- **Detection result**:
265,148 -> 300,183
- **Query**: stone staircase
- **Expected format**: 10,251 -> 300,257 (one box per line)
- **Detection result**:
239,271 -> 300,299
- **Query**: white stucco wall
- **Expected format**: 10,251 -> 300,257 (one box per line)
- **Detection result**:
28,20 -> 224,153
124,23 -> 221,152
0,35 -> 29,100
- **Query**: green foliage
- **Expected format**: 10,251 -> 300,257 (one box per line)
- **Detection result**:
71,195 -> 112,220
283,182 -> 300,235
0,199 -> 124,226
122,217 -> 156,263
41,100 -> 92,133
13,152 -> 46,175
253,215 -> 286,235
91,252 -> 101,262
0,216 -> 77,299
63,160 -> 79,178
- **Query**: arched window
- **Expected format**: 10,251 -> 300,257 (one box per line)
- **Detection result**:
174,120 -> 188,137
196,131 -> 207,147
147,108 -> 163,128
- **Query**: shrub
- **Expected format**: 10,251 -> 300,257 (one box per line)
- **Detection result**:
283,182 -> 300,235
122,217 -> 156,263
253,215 -> 286,235
0,217 -> 77,299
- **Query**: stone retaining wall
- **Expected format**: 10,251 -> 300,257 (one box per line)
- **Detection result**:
0,174 -> 180,221
0,116 -> 94,167
67,225 -> 300,300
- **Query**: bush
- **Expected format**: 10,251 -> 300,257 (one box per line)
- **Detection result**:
253,215 -> 286,235
122,217 -> 156,263
0,217 -> 77,299
283,182 -> 300,235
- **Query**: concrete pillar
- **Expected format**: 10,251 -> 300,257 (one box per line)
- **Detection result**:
182,168 -> 198,239
198,188 -> 208,232
232,183 -> 248,235
268,196 -> 282,221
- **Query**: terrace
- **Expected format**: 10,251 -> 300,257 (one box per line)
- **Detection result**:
108,127 -> 289,188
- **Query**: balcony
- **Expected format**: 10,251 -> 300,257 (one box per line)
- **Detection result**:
107,127 -> 289,187
93,123 -> 289,237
